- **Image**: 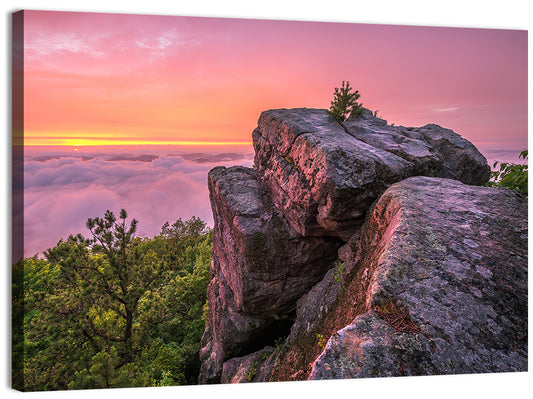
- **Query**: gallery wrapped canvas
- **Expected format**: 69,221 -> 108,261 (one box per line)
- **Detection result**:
11,6 -> 527,394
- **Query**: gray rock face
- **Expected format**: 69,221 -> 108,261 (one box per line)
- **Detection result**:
208,166 -> 340,315
287,249 -> 357,344
220,347 -> 274,383
199,166 -> 340,383
253,108 -> 490,239
309,177 -> 527,379
199,262 -> 276,384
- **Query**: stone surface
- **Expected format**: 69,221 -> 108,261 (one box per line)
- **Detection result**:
287,252 -> 357,344
343,108 -> 491,186
220,347 -> 274,383
308,177 -> 527,379
199,263 -> 277,384
208,166 -> 340,315
253,108 -> 490,239
199,108 -> 522,385
199,165 -> 340,383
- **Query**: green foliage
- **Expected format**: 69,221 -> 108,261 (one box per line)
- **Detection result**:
246,360 -> 259,382
14,211 -> 212,391
327,81 -> 363,123
487,150 -> 528,194
333,261 -> 346,293
283,154 -> 295,167
161,216 -> 208,243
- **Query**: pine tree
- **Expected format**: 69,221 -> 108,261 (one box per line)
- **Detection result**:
327,81 -> 363,123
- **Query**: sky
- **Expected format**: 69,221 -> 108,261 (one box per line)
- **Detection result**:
22,10 -> 527,149
18,9 -> 528,257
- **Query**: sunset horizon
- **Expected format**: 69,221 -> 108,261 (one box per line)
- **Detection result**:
20,140 -> 254,146
22,10 -> 527,153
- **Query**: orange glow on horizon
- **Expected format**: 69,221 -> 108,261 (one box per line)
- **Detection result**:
21,137 -> 253,146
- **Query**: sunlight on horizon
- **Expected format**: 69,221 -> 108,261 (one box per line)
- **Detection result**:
20,140 -> 254,146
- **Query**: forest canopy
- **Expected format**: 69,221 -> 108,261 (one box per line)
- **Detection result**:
12,211 -> 212,391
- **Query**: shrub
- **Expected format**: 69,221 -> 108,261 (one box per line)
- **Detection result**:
246,360 -> 259,382
328,81 -> 363,123
374,297 -> 422,335
487,150 -> 528,195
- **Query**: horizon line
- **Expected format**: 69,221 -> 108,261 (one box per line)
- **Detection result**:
16,141 -> 254,147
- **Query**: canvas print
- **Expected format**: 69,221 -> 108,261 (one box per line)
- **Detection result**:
11,9 -> 527,392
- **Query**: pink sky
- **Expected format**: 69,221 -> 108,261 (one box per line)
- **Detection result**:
23,10 -> 527,153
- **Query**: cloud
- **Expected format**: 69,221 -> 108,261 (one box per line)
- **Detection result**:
25,33 -> 104,58
22,147 -> 253,257
433,107 -> 459,112
135,29 -> 187,50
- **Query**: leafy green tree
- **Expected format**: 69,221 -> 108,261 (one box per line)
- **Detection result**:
44,209 -> 163,364
327,81 -> 363,123
487,150 -> 528,195
16,211 -> 212,391
12,258 -> 25,390
161,216 -> 208,244
135,231 -> 212,385
160,216 -> 210,274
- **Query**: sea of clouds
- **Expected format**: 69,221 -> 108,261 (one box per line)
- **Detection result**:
21,145 -> 254,258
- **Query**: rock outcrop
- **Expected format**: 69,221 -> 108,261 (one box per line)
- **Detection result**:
253,108 -> 489,240
200,166 -> 340,382
308,177 -> 527,378
199,107 -> 527,384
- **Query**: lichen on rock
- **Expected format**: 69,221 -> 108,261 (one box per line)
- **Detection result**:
309,177 -> 527,379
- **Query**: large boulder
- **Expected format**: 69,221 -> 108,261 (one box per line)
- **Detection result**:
207,165 -> 340,314
308,177 -> 527,379
253,108 -> 490,240
199,263 -> 278,384
343,110 -> 490,185
199,166 -> 340,383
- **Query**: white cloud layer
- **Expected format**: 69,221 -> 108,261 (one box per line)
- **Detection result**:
22,146 -> 253,257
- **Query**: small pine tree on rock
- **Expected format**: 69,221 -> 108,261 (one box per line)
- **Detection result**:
328,81 -> 363,123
